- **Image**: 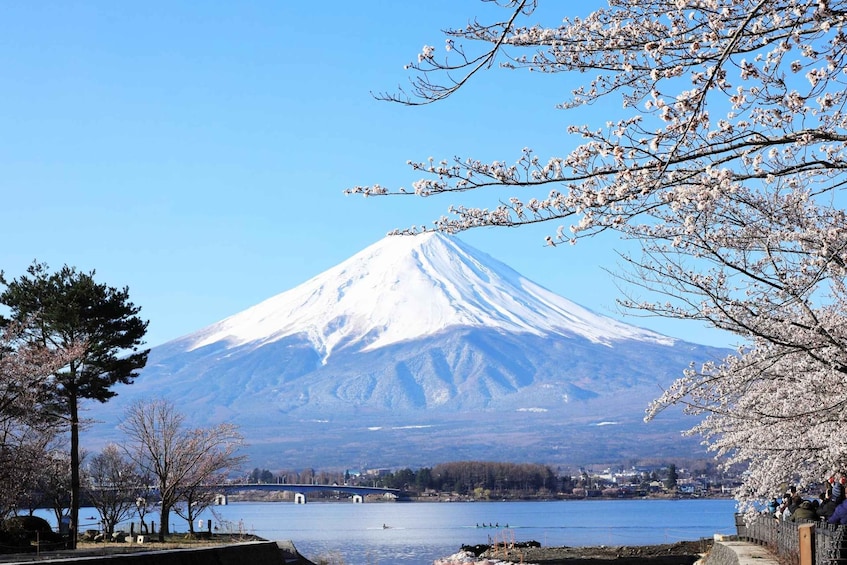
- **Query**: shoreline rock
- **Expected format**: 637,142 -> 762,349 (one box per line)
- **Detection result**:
436,540 -> 713,565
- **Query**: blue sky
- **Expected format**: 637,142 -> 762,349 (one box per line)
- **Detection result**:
1,1 -> 734,349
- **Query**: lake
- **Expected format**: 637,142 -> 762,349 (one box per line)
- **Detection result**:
64,498 -> 737,565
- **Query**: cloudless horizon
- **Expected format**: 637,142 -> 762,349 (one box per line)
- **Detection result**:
1,2 -> 736,350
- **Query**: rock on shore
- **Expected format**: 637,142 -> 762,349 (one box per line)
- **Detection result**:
435,540 -> 713,565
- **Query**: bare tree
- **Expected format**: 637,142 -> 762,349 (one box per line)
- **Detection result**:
85,444 -> 145,536
132,495 -> 155,534
120,398 -> 245,541
349,0 -> 847,507
173,472 -> 225,536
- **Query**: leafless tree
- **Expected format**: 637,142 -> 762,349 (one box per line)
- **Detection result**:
132,495 -> 155,534
173,472 -> 226,536
119,398 -> 245,541
85,444 -> 146,536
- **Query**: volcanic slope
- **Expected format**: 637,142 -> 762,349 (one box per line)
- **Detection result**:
93,233 -> 728,468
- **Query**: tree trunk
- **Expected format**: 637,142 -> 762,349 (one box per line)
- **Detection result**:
69,394 -> 80,550
158,504 -> 170,541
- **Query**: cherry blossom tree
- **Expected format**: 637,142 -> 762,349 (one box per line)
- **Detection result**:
0,420 -> 55,519
0,323 -> 79,428
349,0 -> 847,508
0,323 -> 81,518
38,450 -> 75,529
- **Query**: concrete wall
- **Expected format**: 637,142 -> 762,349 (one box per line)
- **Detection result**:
704,540 -> 779,565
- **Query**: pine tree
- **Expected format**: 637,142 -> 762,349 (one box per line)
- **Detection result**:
665,465 -> 679,492
0,262 -> 149,548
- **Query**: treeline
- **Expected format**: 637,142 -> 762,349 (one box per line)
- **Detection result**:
378,461 -> 557,495
245,461 -> 559,497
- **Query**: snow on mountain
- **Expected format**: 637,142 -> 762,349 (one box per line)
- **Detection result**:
186,232 -> 674,362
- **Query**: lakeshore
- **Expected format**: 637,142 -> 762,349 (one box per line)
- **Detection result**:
0,537 -> 715,565
27,499 -> 737,565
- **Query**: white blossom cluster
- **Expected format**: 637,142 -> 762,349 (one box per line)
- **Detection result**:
349,0 -> 847,507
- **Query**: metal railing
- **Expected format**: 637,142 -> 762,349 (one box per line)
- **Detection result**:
739,514 -> 847,565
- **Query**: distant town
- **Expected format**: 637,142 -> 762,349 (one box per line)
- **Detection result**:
232,459 -> 743,502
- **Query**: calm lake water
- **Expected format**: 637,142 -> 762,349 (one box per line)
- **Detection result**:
60,498 -> 737,565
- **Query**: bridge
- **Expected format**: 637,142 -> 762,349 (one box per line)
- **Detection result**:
213,483 -> 404,504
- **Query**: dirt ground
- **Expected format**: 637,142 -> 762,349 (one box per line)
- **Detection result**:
477,540 -> 714,565
0,534 -> 271,563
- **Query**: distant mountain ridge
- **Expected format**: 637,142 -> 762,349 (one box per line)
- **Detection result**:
90,233 -> 728,469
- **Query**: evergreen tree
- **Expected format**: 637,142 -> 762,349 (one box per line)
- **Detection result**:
0,262 -> 148,547
665,465 -> 679,491
415,467 -> 433,491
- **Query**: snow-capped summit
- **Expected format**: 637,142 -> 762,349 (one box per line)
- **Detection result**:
187,232 -> 672,361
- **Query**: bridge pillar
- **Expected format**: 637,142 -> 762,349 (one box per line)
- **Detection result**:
352,494 -> 363,504
294,492 -> 307,504
214,493 -> 228,505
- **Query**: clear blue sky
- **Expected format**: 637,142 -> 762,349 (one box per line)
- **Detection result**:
0,1 -> 734,349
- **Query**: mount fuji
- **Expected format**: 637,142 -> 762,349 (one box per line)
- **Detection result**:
90,233 -> 728,470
